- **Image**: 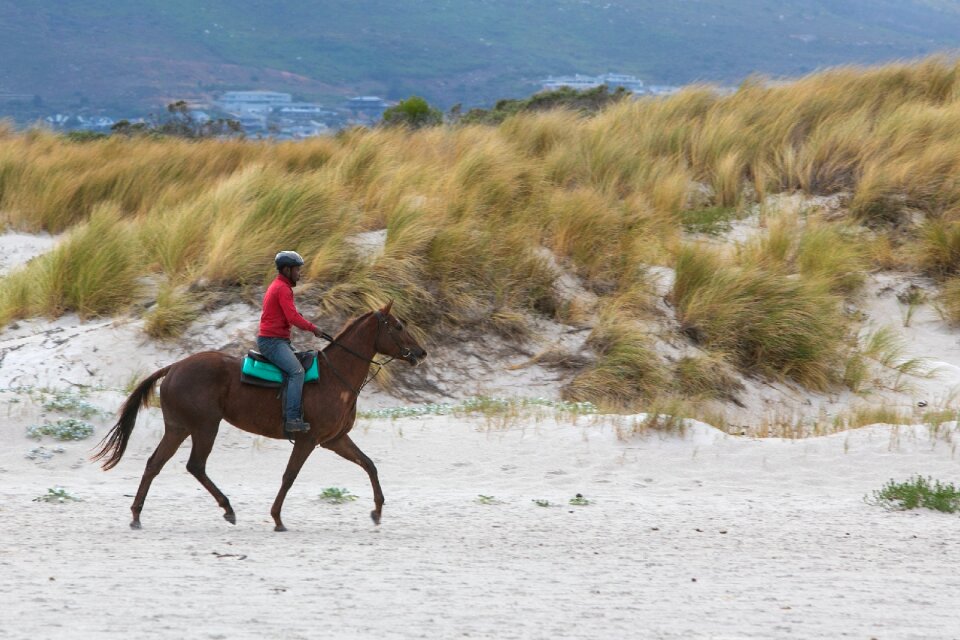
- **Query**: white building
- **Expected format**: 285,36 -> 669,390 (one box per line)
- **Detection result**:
541,73 -> 645,93
218,91 -> 292,114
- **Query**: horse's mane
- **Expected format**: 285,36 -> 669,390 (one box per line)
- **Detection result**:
322,311 -> 374,351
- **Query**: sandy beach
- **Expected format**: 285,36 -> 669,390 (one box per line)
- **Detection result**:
2,402 -> 960,639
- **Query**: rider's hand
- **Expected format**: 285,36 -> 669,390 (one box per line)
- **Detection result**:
312,327 -> 325,339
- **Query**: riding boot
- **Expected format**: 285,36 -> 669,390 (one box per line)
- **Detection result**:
284,419 -> 310,433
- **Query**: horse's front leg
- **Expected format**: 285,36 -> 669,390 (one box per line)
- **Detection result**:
324,435 -> 384,524
270,439 -> 315,532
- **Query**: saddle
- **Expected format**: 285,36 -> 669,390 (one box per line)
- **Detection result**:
240,350 -> 320,388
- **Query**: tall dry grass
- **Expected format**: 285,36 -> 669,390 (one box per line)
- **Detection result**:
3,57 -> 960,405
0,203 -> 140,323
672,243 -> 848,391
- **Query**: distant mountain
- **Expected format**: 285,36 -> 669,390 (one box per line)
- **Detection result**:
3,0 -> 960,113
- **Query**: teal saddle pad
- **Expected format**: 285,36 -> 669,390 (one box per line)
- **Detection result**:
241,350 -> 320,386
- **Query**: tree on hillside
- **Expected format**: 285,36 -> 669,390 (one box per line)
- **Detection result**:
110,101 -> 242,139
382,96 -> 443,129
456,85 -> 631,125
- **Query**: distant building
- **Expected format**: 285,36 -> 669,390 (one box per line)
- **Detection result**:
285,122 -> 331,139
541,75 -> 604,92
346,96 -> 391,119
647,85 -> 681,96
597,73 -> 645,92
218,91 -> 292,114
235,113 -> 268,132
43,114 -> 116,131
541,73 -> 645,93
273,103 -> 336,120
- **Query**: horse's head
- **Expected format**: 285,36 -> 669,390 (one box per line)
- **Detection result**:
373,301 -> 427,366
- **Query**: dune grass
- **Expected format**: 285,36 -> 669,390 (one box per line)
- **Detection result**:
4,57 -> 960,408
672,243 -> 847,391
563,311 -> 668,406
143,284 -> 201,339
0,203 -> 140,323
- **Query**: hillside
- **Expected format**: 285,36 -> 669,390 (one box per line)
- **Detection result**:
3,1 -> 960,112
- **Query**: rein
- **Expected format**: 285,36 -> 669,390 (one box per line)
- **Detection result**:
319,312 -> 404,398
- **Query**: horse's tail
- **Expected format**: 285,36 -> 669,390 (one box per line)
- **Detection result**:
92,365 -> 172,470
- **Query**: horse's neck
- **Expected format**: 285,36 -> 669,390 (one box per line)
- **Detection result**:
323,316 -> 377,388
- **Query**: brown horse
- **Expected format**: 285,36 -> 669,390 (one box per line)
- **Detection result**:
92,302 -> 427,531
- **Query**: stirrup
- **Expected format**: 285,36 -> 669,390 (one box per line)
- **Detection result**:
284,419 -> 310,433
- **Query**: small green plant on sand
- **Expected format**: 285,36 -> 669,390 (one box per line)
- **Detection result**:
867,476 -> 960,513
41,390 -> 103,419
569,493 -> 591,506
318,487 -> 357,504
532,499 -> 552,507
680,206 -> 741,235
34,486 -> 82,503
27,418 -> 95,441
476,495 -> 502,505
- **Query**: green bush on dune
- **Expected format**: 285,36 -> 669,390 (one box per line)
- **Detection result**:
868,476 -> 960,513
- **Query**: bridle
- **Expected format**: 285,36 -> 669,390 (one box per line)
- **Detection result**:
319,311 -> 412,398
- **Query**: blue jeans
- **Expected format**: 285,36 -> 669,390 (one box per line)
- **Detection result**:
257,337 -> 304,422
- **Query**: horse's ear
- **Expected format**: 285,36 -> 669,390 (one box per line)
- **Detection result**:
381,299 -> 393,315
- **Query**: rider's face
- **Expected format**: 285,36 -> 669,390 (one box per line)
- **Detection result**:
286,265 -> 302,284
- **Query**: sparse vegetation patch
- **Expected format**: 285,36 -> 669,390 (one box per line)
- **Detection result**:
27,418 -> 95,441
40,390 -> 104,419
318,487 -> 358,504
33,487 -> 82,503
867,476 -> 960,513
358,396 -> 598,420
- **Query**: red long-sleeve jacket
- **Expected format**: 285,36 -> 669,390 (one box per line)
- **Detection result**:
258,274 -> 317,339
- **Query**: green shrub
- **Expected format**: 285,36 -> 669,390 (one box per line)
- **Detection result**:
33,486 -> 82,503
27,418 -> 95,441
867,476 -> 960,513
41,391 -> 103,419
382,96 -> 443,129
318,487 -> 358,504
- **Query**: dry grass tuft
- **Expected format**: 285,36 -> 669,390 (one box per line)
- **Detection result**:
144,284 -> 201,339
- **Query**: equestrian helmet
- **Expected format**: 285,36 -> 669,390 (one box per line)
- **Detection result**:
275,250 -> 305,271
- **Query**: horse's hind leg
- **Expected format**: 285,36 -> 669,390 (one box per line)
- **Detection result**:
185,424 -> 236,525
130,427 -> 188,529
325,435 -> 384,525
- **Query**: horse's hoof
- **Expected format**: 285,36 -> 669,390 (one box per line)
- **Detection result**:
224,513 -> 236,525
370,510 -> 381,525
130,521 -> 142,530
274,524 -> 287,532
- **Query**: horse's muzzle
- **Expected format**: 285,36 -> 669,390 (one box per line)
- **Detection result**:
404,348 -> 427,366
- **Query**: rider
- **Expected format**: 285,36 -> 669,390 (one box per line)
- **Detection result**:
257,251 -> 326,434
